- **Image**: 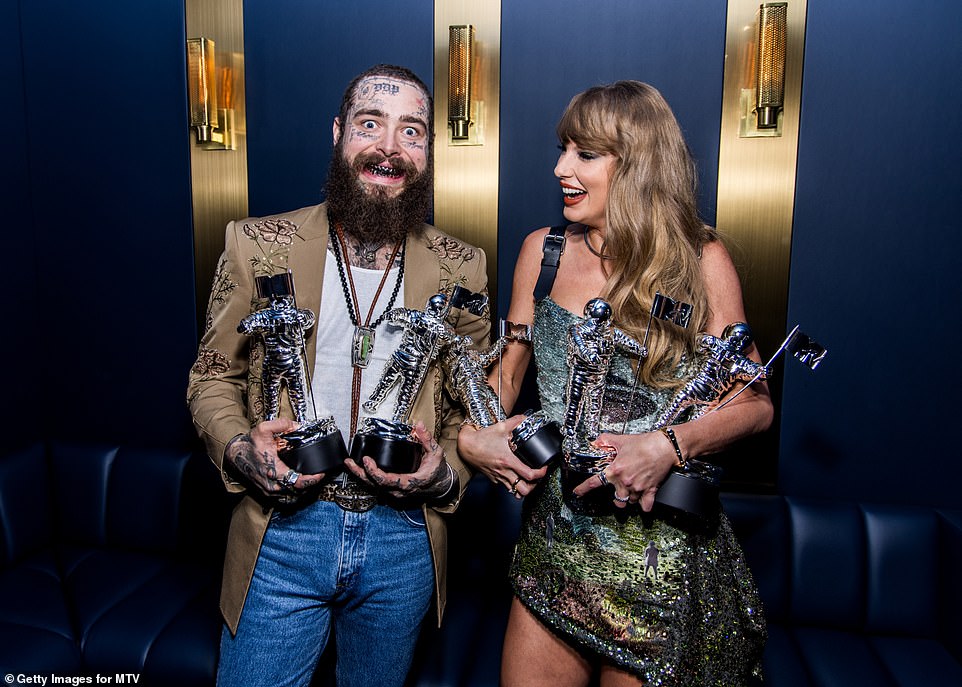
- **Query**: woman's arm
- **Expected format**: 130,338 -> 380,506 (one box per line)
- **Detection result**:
669,239 -> 774,457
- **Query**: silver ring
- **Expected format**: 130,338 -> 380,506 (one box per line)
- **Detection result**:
279,469 -> 300,490
613,494 -> 630,503
597,471 -> 609,487
508,476 -> 523,495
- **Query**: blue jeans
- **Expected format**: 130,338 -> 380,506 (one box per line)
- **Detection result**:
217,500 -> 434,687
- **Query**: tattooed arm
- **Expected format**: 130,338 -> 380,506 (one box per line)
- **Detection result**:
224,418 -> 325,495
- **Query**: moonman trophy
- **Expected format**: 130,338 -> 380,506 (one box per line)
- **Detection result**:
651,322 -> 766,529
354,292 -> 462,473
652,321 -> 827,530
561,298 -> 646,512
238,271 -> 347,475
441,314 -> 563,469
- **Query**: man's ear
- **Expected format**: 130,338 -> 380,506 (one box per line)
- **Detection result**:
332,117 -> 342,145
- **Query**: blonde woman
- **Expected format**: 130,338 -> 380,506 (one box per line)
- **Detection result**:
459,81 -> 772,686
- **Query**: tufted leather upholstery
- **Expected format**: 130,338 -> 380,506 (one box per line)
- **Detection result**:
4,444 -> 961,687
0,442 -> 230,685
723,494 -> 962,687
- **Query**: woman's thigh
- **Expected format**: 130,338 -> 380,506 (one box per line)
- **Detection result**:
501,597 -> 591,687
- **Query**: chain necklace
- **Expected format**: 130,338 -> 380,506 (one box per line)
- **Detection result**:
584,226 -> 615,260
329,224 -> 405,369
330,223 -> 405,437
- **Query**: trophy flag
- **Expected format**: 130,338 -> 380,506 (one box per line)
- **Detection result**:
783,326 -> 827,370
713,324 -> 828,412
448,284 -> 488,316
651,292 -> 693,328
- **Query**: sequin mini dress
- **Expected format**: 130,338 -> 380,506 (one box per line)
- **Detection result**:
509,297 -> 766,685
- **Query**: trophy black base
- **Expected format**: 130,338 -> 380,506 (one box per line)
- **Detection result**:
510,411 -> 563,469
653,460 -> 723,533
560,465 -> 615,515
279,422 -> 347,475
350,432 -> 422,474
511,418 -> 563,469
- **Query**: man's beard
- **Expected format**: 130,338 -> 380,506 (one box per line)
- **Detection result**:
325,147 -> 432,246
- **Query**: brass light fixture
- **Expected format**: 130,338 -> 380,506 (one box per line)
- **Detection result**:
448,25 -> 476,143
187,37 -> 235,150
434,2 -> 500,308
737,2 -> 789,137
755,2 -> 787,129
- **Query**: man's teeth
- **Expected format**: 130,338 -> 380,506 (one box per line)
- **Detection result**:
369,164 -> 403,178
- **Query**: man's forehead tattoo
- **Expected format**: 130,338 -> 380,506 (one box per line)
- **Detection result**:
350,77 -> 430,119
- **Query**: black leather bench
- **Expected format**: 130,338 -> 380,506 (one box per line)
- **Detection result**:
0,442 -> 230,686
723,493 -> 962,687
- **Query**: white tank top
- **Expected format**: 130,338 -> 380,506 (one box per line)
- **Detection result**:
310,249 -> 405,436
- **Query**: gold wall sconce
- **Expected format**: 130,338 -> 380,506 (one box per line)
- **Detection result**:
448,25 -> 483,145
740,2 -> 788,137
187,37 -> 236,150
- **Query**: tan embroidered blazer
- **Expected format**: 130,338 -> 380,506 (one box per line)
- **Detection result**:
187,203 -> 489,634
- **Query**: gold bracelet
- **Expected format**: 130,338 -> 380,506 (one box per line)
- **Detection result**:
660,427 -> 686,467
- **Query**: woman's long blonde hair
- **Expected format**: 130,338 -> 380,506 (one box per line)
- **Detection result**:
557,80 -> 714,387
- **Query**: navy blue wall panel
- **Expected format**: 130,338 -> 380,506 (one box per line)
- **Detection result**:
0,0 -> 39,436
6,0 -> 950,490
780,0 -> 962,507
17,0 -> 197,447
243,0 -> 435,216
498,0 -> 727,315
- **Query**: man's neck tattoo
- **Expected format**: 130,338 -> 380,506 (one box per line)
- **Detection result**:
352,239 -> 384,267
342,234 -> 399,270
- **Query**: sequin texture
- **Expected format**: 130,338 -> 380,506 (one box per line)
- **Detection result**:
509,298 -> 766,685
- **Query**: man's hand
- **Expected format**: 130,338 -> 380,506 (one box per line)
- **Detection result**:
225,419 -> 326,498
345,421 -> 458,502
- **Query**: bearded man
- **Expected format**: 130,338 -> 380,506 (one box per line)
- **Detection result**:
187,64 -> 489,687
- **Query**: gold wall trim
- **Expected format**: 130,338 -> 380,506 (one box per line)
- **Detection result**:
717,0 -> 807,362
186,0 -> 248,329
433,0 -> 501,308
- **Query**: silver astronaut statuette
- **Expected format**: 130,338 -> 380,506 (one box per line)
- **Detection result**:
560,298 -> 646,512
352,292 -> 463,473
238,271 -> 347,475
652,321 -> 827,530
651,322 -> 764,529
441,314 -> 563,470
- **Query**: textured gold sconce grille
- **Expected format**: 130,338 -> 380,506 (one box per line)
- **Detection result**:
756,3 -> 787,129
448,25 -> 475,141
187,38 -> 218,142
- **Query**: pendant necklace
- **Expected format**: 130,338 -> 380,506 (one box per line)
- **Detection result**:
329,224 -> 405,369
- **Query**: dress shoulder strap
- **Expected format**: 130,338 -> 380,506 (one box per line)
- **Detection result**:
533,225 -> 568,301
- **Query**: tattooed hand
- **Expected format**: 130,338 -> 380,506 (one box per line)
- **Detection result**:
345,421 -> 458,502
225,419 -> 327,498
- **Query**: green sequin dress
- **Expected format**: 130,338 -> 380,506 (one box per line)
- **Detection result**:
509,297 -> 766,685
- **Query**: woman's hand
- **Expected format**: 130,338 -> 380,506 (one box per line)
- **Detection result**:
572,430 -> 679,511
458,415 -> 549,499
